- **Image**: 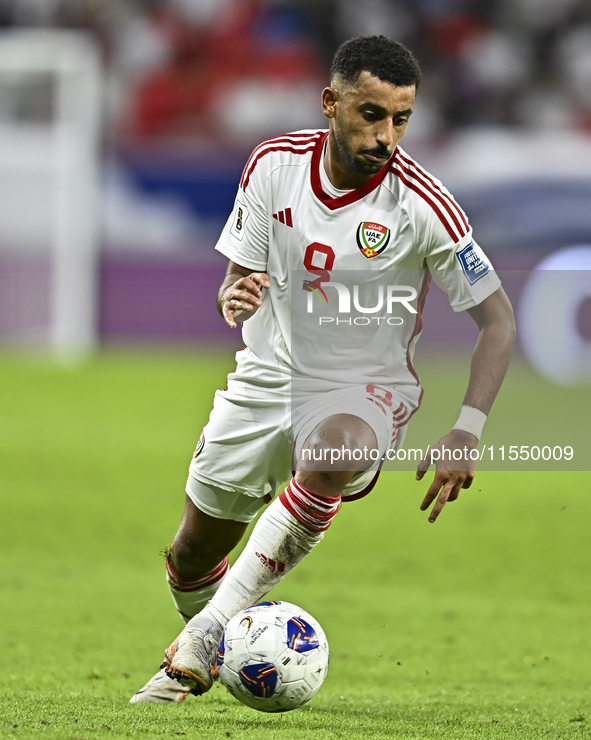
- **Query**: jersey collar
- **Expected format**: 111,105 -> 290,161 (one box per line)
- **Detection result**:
311,132 -> 396,210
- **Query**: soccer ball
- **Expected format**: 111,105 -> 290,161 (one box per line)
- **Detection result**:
217,600 -> 329,713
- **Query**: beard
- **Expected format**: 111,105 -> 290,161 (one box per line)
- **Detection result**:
332,123 -> 391,177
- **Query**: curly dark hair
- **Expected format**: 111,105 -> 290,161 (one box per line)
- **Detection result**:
330,36 -> 421,90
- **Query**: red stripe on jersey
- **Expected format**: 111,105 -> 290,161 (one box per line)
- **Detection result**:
240,133 -> 322,191
391,155 -> 469,243
278,210 -> 285,224
285,207 -> 293,227
405,273 -> 431,421
239,132 -> 323,188
240,133 -> 319,189
241,142 -> 318,192
396,150 -> 469,233
311,133 -> 396,210
390,163 -> 461,243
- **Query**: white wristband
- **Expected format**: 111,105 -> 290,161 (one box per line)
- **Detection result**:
453,405 -> 487,440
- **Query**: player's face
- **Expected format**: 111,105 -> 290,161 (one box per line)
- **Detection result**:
323,71 -> 415,183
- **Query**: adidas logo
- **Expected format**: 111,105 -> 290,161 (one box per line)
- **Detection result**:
272,208 -> 293,227
255,551 -> 286,575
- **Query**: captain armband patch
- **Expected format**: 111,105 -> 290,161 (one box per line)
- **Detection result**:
456,241 -> 490,285
229,199 -> 250,241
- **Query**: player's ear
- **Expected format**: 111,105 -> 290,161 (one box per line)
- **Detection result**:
322,87 -> 338,119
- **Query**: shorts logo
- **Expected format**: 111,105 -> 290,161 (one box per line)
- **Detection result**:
456,242 -> 490,285
193,431 -> 205,459
356,221 -> 390,258
230,199 -> 249,241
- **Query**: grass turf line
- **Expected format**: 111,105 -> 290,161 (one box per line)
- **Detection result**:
0,350 -> 589,739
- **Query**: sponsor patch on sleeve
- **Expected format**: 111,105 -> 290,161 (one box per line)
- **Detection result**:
456,241 -> 490,285
230,199 -> 249,241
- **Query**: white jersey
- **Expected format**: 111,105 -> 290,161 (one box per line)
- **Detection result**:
215,129 -> 501,413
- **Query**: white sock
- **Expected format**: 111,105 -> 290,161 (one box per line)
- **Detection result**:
194,480 -> 341,629
166,556 -> 229,623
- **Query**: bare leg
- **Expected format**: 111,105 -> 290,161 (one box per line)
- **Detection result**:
164,414 -> 380,694
130,497 -> 249,703
169,495 -> 248,578
296,412 -> 378,496
194,413 -> 379,622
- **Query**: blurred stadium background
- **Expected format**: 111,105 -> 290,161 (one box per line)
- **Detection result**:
1,0 -> 590,368
2,5 -> 591,734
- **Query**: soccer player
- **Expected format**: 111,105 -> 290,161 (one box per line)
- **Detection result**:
131,35 -> 515,703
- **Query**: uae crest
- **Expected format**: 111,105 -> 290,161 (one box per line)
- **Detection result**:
356,221 -> 390,258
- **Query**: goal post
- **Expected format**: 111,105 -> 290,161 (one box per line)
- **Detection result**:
0,29 -> 103,356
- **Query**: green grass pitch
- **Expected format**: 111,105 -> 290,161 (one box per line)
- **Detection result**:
0,349 -> 590,739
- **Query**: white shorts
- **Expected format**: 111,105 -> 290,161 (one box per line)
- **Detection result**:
186,348 -> 411,522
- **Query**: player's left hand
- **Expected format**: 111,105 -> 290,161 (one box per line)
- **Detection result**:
416,429 -> 477,523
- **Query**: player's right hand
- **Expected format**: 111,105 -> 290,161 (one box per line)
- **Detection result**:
221,272 -> 270,329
